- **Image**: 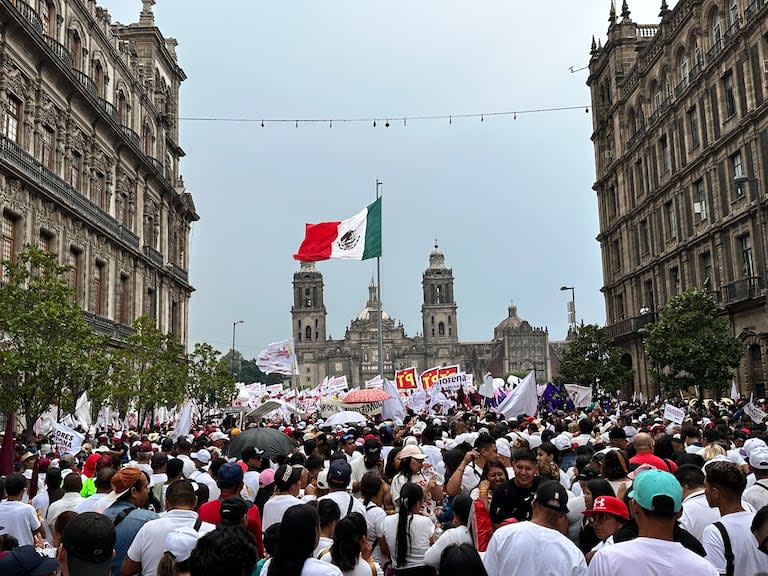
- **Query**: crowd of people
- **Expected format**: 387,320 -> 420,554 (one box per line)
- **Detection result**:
1,395 -> 768,576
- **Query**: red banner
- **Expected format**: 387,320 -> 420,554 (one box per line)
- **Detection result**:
420,365 -> 460,390
395,367 -> 419,390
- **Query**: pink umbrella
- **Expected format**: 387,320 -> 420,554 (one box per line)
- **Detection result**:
344,389 -> 391,403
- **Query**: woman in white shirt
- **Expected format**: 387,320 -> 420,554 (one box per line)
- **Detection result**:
263,465 -> 306,531
383,483 -> 435,576
360,471 -> 390,568
389,446 -> 442,518
321,514 -> 376,576
264,503 -> 343,576
424,494 -> 473,568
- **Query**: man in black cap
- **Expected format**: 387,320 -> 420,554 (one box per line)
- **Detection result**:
59,511 -> 116,576
484,480 -> 586,576
318,458 -> 366,517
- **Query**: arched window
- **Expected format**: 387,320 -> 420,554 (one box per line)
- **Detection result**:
117,90 -> 127,125
628,108 -> 637,134
40,1 -> 55,36
438,322 -> 445,336
678,51 -> 689,86
94,61 -> 104,98
69,30 -> 82,69
712,10 -> 722,47
748,344 -> 765,397
143,125 -> 153,156
305,326 -> 312,341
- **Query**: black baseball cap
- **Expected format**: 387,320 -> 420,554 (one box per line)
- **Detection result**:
534,480 -> 569,513
220,496 -> 248,525
62,512 -> 115,576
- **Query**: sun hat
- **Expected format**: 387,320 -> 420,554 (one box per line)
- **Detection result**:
399,445 -> 426,460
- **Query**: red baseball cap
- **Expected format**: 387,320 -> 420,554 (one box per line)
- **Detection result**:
583,495 -> 629,520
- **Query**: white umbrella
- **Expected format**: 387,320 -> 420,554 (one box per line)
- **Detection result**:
324,410 -> 367,426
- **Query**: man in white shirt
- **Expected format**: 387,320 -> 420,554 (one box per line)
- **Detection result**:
701,461 -> 768,576
0,474 -> 42,547
587,468 -> 718,576
318,458 -> 366,517
676,463 -> 721,541
743,447 -> 768,512
175,438 -> 196,478
484,480 -> 586,576
446,433 -> 497,496
75,466 -> 114,513
189,449 -> 220,501
47,473 -> 84,528
120,478 -> 215,576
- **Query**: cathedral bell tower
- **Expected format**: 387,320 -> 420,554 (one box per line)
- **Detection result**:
291,262 -> 327,345
421,242 -> 458,344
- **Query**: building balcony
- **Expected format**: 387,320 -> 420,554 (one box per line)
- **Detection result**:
746,0 -> 767,21
166,262 -> 189,284
120,125 -> 141,147
604,312 -> 657,342
43,35 -> 72,69
707,39 -> 723,63
721,276 -> 765,305
143,245 -> 164,267
98,97 -> 120,124
7,0 -> 43,34
0,134 -> 140,250
73,69 -> 98,99
82,311 -> 134,340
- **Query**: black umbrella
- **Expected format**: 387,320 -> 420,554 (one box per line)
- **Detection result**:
227,427 -> 296,459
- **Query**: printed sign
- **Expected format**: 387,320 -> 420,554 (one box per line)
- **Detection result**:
52,422 -> 84,455
662,403 -> 686,425
395,367 -> 419,390
420,365 -> 460,390
435,372 -> 472,391
745,401 -> 767,424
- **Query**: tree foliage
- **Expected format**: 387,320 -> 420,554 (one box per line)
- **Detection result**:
0,246 -> 109,430
223,350 -> 287,385
188,342 -> 236,411
557,323 -> 633,393
645,288 -> 744,398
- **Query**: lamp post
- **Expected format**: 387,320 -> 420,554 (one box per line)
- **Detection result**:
560,285 -> 577,332
231,320 -> 244,380
734,174 -> 768,299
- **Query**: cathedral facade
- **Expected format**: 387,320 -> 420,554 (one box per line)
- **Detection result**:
291,245 -> 550,389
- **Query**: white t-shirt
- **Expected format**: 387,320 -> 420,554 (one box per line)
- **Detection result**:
458,463 -> 483,495
383,513 -> 434,569
587,536 -> 718,576
319,491 -> 367,518
363,502 -> 388,566
262,494 -> 304,531
74,493 -> 108,513
483,521 -> 586,576
190,469 -> 221,502
423,525 -> 472,568
701,510 -> 768,576
261,557 -> 343,576
678,489 -> 721,542
313,536 -> 334,559
46,492 -> 84,526
0,500 -> 41,547
743,478 -> 768,512
242,470 -> 260,502
320,552 -> 374,576
31,491 -> 50,539
126,509 -> 215,576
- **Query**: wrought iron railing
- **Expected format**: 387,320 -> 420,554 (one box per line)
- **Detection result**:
722,276 -> 765,304
73,69 -> 97,98
43,35 -> 72,68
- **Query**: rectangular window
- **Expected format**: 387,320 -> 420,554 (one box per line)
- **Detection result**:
40,126 -> 54,170
660,135 -> 671,174
94,261 -> 105,316
670,266 -> 681,295
70,151 -> 82,190
118,275 -> 130,324
615,293 -> 625,321
1,213 -> 16,283
665,201 -> 677,241
39,230 -> 53,253
4,96 -> 20,143
93,172 -> 106,211
639,219 -> 650,255
700,252 -> 713,289
742,234 -> 755,277
688,107 -> 700,149
635,160 -> 645,196
644,279 -> 655,311
733,151 -> 745,198
69,248 -> 80,301
724,72 -> 737,117
612,238 -> 622,272
694,180 -> 708,223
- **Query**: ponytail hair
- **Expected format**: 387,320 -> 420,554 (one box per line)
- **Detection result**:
396,483 -> 423,567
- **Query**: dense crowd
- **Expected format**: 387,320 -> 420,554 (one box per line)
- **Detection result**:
1,396 -> 768,576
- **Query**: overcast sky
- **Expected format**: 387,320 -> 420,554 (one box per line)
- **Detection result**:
99,0 -> 676,360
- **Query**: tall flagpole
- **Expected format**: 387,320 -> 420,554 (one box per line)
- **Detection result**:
376,179 -> 384,385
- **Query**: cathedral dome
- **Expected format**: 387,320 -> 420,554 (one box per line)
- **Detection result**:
356,279 -> 391,321
495,305 -> 524,331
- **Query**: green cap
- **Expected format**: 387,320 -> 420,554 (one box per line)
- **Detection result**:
628,468 -> 683,513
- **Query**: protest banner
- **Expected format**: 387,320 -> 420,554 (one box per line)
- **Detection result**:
662,403 -> 686,424
420,365 -> 459,390
51,421 -> 84,455
395,367 -> 419,390
435,372 -> 472,391
745,401 -> 767,424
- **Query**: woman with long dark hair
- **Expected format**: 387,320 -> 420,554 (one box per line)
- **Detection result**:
382,483 -> 435,576
320,514 -> 375,576
264,504 -> 342,576
360,472 -> 390,568
438,543 -> 487,576
423,494 -> 473,568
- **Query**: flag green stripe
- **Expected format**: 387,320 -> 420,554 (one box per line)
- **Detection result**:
362,197 -> 382,260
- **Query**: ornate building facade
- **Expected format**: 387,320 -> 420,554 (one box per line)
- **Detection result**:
588,0 -> 768,397
291,245 -> 550,388
0,0 -> 197,345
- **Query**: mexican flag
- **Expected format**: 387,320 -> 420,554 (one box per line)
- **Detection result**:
294,197 -> 382,261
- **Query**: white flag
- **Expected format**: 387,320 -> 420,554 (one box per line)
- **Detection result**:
382,378 -> 406,422
75,392 -> 92,429
494,370 -> 538,419
52,422 -> 85,455
256,339 -> 299,376
479,373 -> 495,398
173,400 -> 194,440
564,384 -> 593,408
731,380 -> 739,401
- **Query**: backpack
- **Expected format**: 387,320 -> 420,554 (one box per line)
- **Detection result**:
713,521 -> 735,576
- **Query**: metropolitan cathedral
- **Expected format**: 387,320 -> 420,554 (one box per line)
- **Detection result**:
291,245 -> 550,389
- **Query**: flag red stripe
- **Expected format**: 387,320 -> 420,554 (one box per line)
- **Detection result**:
293,221 -> 341,261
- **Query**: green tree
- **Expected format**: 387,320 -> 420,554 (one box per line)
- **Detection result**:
0,246 -> 108,430
111,315 -> 188,424
188,342 -> 236,412
557,323 -> 633,393
645,288 -> 744,398
222,350 -> 287,385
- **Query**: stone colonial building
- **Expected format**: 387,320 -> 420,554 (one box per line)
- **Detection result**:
291,245 -> 550,388
588,0 -> 768,397
0,0 -> 197,345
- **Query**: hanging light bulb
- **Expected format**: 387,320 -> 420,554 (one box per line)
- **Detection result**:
403,118 -> 407,127
295,120 -> 298,128
585,107 -> 589,113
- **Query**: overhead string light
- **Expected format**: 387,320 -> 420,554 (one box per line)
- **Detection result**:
180,104 -> 591,128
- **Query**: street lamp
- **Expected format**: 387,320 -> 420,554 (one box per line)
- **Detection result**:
734,174 -> 768,298
231,320 -> 245,380
560,286 -> 577,332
